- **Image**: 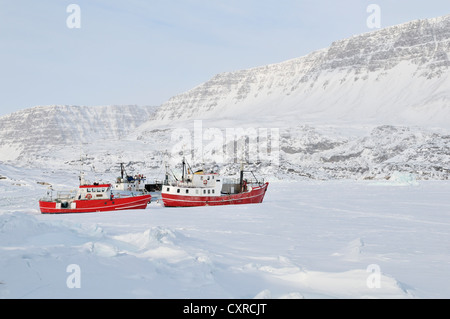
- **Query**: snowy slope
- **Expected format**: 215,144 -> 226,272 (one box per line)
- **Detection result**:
145,15 -> 450,128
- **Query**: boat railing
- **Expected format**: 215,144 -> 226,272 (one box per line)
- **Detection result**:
223,177 -> 265,186
167,176 -> 265,188
247,178 -> 265,186
56,190 -> 76,201
170,181 -> 195,188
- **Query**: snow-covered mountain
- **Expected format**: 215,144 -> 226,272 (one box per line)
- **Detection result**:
147,14 -> 450,128
1,15 -> 450,181
0,105 -> 156,162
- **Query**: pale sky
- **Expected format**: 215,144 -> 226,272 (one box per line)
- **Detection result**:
1,0 -> 450,116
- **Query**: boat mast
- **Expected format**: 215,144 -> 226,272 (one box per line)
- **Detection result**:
164,163 -> 170,185
79,147 -> 84,186
78,143 -> 89,186
239,160 -> 244,193
182,157 -> 186,183
239,143 -> 246,192
120,162 -> 125,179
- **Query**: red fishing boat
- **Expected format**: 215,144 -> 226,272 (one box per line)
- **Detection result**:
39,172 -> 151,214
161,158 -> 268,207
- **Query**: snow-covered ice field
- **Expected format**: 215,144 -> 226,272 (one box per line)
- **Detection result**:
1,167 -> 449,299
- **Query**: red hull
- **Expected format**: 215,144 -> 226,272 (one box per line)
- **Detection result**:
39,194 -> 151,214
161,182 -> 268,207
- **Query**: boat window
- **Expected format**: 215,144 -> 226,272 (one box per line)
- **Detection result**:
208,190 -> 211,194
196,190 -> 199,194
177,189 -> 180,193
212,189 -> 215,194
200,176 -> 203,180
87,188 -> 91,192
216,180 -> 220,182
203,190 -> 206,194
207,176 -> 210,180
186,189 -> 189,194
167,187 -> 170,192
